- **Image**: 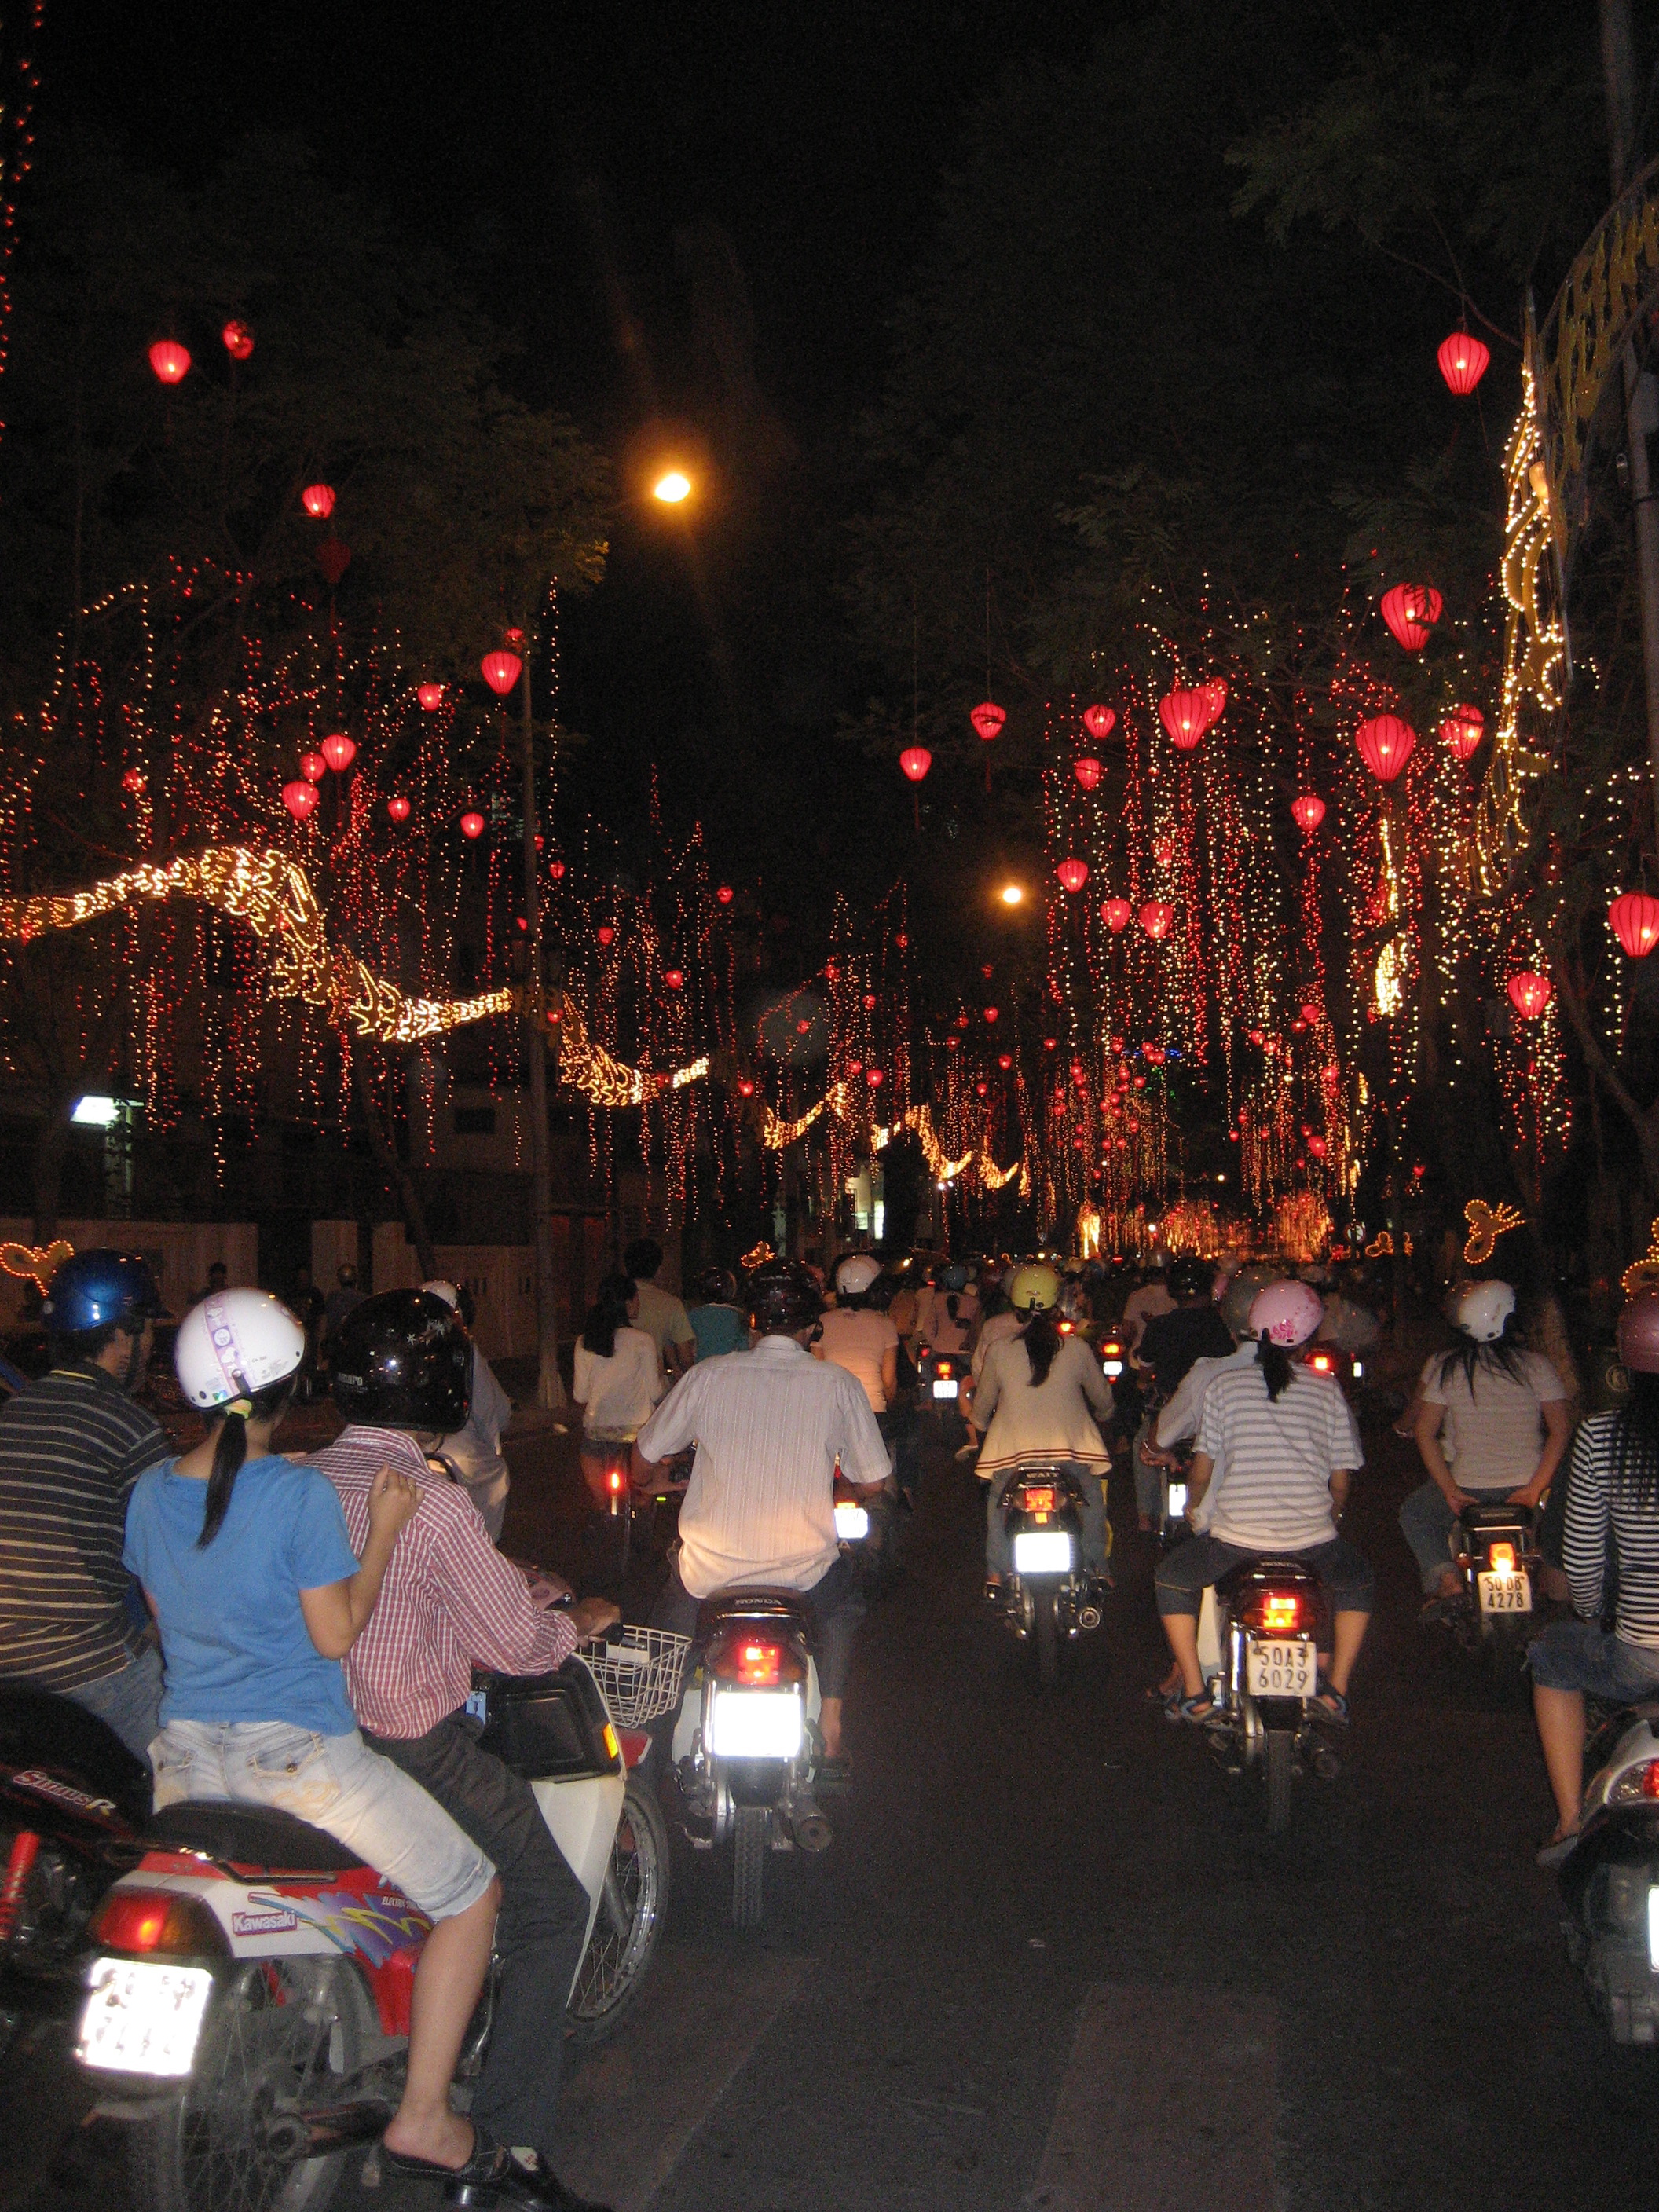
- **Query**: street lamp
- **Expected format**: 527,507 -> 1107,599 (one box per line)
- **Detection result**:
653,470 -> 692,504
999,883 -> 1024,906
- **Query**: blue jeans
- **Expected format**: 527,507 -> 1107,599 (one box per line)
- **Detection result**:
64,1644 -> 163,1765
1527,1618 -> 1659,1700
986,1462 -> 1108,1578
1398,1480 -> 1464,1594
1154,1533 -> 1375,1617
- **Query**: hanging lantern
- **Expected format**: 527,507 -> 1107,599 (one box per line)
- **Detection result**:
1158,687 -> 1211,749
148,339 -> 190,385
1438,705 -> 1484,760
316,538 -> 351,587
1299,1000 -> 1322,1026
970,701 -> 1005,742
1507,972 -> 1552,1018
548,859 -> 566,878
282,779 -> 318,821
221,319 -> 254,361
1610,892 -> 1659,959
664,968 -> 684,991
1057,859 -> 1088,894
1074,756 -> 1103,790
387,796 -> 412,822
121,767 -> 146,794
417,683 -> 444,712
1152,834 -> 1174,868
738,1079 -> 756,1097
1437,330 -> 1490,397
460,810 -> 485,840
998,1053 -> 1013,1070
1199,678 -> 1228,722
1379,583 -> 1442,651
1291,793 -> 1326,832
899,745 -> 932,782
302,483 -> 336,519
983,1005 -> 999,1024
1356,714 -> 1417,782
944,1036 -> 959,1052
1043,1037 -> 1058,1051
1082,704 -> 1116,741
866,1066 -> 884,1088
975,1080 -> 989,1098
597,924 -> 616,946
320,731 -> 356,773
1138,901 -> 1174,940
481,650 -> 522,696
895,930 -> 909,949
1101,897 -> 1131,932
299,750 -> 327,783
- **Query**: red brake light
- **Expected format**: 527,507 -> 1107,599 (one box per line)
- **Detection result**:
1059,1319 -> 1074,1335
1246,1590 -> 1306,1635
91,1888 -> 229,1957
607,1467 -> 624,1493
1019,1486 -> 1058,1512
936,1361 -> 953,1379
1102,1341 -> 1122,1357
709,1632 -> 806,1687
1489,1541 -> 1517,1573
1642,1760 -> 1659,1800
1310,1353 -> 1333,1372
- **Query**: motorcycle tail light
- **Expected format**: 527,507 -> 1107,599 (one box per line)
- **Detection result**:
1243,1590 -> 1306,1634
1059,1319 -> 1074,1335
1101,1341 -> 1122,1358
90,1888 -> 228,1959
709,1633 -> 806,1688
1609,1758 -> 1659,1806
1017,1486 -> 1058,1513
607,1466 -> 624,1494
936,1360 -> 953,1379
1309,1352 -> 1334,1373
1488,1541 -> 1517,1573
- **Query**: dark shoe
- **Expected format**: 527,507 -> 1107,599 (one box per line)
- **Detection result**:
383,2124 -> 504,2191
490,2155 -> 615,2212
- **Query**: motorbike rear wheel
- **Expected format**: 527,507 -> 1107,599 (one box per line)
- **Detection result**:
732,1805 -> 768,1928
567,1775 -> 670,2044
1265,1728 -> 1295,1835
1033,1587 -> 1060,1691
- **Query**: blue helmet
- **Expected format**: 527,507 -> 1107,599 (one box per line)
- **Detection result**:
41,1251 -> 163,1336
940,1263 -> 969,1292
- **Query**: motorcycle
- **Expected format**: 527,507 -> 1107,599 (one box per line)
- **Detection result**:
986,1460 -> 1105,1690
916,1344 -> 969,1441
1445,1501 -> 1541,1691
1140,1437 -> 1193,1551
1559,1699 -> 1659,2044
580,1438 -> 639,1585
74,1629 -> 687,2212
668,1589 -> 832,1928
1199,1555 -> 1340,1833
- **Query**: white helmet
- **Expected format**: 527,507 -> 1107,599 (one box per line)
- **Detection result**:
175,1290 -> 307,1411
421,1280 -> 462,1309
1457,1280 -> 1516,1344
834,1255 -> 881,1298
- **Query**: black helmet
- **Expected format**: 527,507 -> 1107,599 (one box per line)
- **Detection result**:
695,1265 -> 738,1304
330,1290 -> 471,1431
1168,1255 -> 1213,1302
41,1250 -> 163,1336
746,1261 -> 823,1336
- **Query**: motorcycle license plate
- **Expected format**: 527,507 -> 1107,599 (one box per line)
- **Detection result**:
932,1378 -> 959,1399
76,1957 -> 214,2078
834,1502 -> 870,1540
1013,1529 -> 1075,1574
1166,1481 -> 1188,1518
1245,1639 -> 1317,1697
707,1687 -> 803,1760
1478,1569 -> 1532,1613
1102,1360 -> 1124,1379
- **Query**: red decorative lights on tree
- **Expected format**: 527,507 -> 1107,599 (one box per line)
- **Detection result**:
1101,897 -> 1131,931
221,319 -> 254,361
1356,714 -> 1417,782
282,779 -> 318,821
738,1079 -> 756,1097
1609,892 -> 1659,959
320,731 -> 356,773
1138,901 -> 1174,940
386,796 -> 412,822
1438,705 -> 1484,760
1379,583 -> 1442,651
1057,859 -> 1088,893
299,750 -> 326,782
1291,793 -> 1325,832
148,339 -> 190,385
1152,834 -> 1174,868
1074,756 -> 1103,790
481,650 -> 522,697
1082,704 -> 1115,741
899,745 -> 932,782
1437,330 -> 1490,396
1199,678 -> 1228,723
970,701 -> 1005,742
1507,972 -> 1552,1018
998,1053 -> 1013,1070
460,810 -> 485,840
1158,688 -> 1213,749
416,683 -> 444,712
302,484 -> 336,519
121,767 -> 145,794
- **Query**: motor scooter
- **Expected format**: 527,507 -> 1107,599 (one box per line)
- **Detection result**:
1195,1557 -> 1341,1833
1559,1700 -> 1659,2044
1441,1502 -> 1542,1693
984,1460 -> 1105,1690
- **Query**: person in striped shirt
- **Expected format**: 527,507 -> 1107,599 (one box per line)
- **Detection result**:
1530,1291 -> 1659,1867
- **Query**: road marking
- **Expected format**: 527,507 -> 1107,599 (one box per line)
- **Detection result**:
1024,1982 -> 1281,2212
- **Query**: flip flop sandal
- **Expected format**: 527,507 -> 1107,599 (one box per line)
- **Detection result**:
1312,1688 -> 1350,1727
1175,1693 -> 1217,1725
1145,1679 -> 1183,1708
1536,1830 -> 1580,1870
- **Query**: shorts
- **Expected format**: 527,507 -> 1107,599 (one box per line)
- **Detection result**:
151,1718 -> 496,1921
1155,1533 -> 1374,1618
1526,1618 -> 1659,1701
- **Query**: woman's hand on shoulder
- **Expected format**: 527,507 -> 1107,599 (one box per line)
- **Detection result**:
367,1462 -> 421,1541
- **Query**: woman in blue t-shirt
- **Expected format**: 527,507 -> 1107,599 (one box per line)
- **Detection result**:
123,1291 -> 504,2187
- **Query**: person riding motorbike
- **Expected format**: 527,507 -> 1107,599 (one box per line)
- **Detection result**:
816,1253 -> 914,1507
1402,1280 -> 1570,1618
1153,1280 -> 1372,1725
122,1291 -> 507,2194
1131,1255 -> 1233,1533
0,1251 -> 170,1760
573,1273 -> 666,1503
1529,1290 -> 1659,1867
317,1290 -> 621,2208
974,1263 -> 1114,1596
632,1261 -> 889,1785
920,1262 -> 980,1357
686,1265 -> 749,1361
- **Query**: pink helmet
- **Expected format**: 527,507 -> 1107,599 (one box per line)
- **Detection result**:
1618,1291 -> 1659,1375
1248,1278 -> 1325,1349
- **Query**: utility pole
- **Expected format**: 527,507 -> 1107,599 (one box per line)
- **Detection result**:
519,637 -> 566,1412
1602,0 -> 1659,835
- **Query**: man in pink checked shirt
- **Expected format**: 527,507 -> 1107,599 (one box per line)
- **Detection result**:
318,1291 -> 619,2212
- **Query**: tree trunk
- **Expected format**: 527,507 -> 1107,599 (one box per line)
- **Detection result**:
31,1090 -> 76,1244
1556,965 -> 1659,1203
352,1049 -> 438,1280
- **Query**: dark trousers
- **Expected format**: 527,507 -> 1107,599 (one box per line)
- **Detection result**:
650,1550 -> 866,1699
364,1710 -> 591,2159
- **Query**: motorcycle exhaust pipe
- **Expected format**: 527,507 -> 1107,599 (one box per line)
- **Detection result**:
791,1793 -> 833,1854
261,2099 -> 394,2163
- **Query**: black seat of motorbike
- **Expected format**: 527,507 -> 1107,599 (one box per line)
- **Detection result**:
0,1680 -> 152,1826
695,1587 -> 814,1637
1214,1554 -> 1320,1601
1459,1501 -> 1529,1528
145,1800 -> 367,1875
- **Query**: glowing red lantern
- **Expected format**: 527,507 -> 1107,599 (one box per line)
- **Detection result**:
387,796 -> 412,822
1158,688 -> 1211,750
1291,793 -> 1326,832
899,746 -> 932,782
302,483 -> 336,519
1138,901 -> 1174,940
121,767 -> 146,794
222,319 -> 254,361
1074,756 -> 1103,790
548,859 -> 566,878
1152,835 -> 1174,868
1307,1135 -> 1328,1159
1379,584 -> 1442,651
1101,898 -> 1131,932
998,1053 -> 1013,1070
316,538 -> 350,587
1201,678 -> 1228,722
738,1078 -> 756,1097
481,650 -> 523,697
299,750 -> 326,782
460,810 -> 485,840
716,884 -> 734,905
983,1005 -> 999,1024
1610,892 -> 1659,959
895,931 -> 909,949
1057,859 -> 1088,894
598,924 -> 616,947
1437,331 -> 1490,397
320,731 -> 356,774
1439,705 -> 1484,760
944,1036 -> 958,1052
1300,1001 -> 1322,1026
1356,714 -> 1417,782
417,683 -> 444,712
970,701 -> 1005,742
866,1067 -> 884,1088
862,992 -> 877,1009
1507,972 -> 1551,1018
664,968 -> 684,991
282,779 -> 318,821
1082,704 -> 1115,741
148,340 -> 190,385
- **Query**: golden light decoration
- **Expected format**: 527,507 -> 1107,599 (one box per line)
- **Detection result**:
1463,1198 -> 1525,1268
1273,1192 -> 1332,1262
0,1239 -> 75,1295
740,1242 -> 775,1272
1621,1219 -> 1659,1298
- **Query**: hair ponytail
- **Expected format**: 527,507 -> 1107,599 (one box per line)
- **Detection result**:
1023,1309 -> 1062,1387
196,1380 -> 292,1547
1256,1338 -> 1294,1402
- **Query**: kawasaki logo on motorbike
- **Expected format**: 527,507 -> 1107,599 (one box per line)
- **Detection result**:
232,1907 -> 301,1936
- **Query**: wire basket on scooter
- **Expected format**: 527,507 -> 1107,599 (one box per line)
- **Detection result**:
577,1626 -> 691,1725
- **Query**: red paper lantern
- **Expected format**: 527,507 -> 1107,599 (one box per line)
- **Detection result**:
1138,901 -> 1174,940
944,1036 -> 958,1051
866,1066 -> 884,1088
460,810 -> 485,840
1437,330 -> 1490,397
387,796 -> 412,822
1291,793 -> 1326,832
664,968 -> 684,991
302,483 -> 336,519
1152,835 -> 1174,868
121,767 -> 146,794
299,750 -> 326,782
148,339 -> 190,385
282,779 -> 318,820
970,701 -> 1005,742
1300,1001 -> 1321,1026
548,859 -> 566,878
1082,704 -> 1116,741
597,924 -> 616,946
716,884 -> 734,905
862,992 -> 877,1009
1074,756 -> 1103,790
1438,705 -> 1484,760
481,650 -> 522,697
1057,859 -> 1088,894
1356,714 -> 1417,782
899,745 -> 932,782
998,1053 -> 1013,1070
417,683 -> 444,712
1507,972 -> 1551,1018
983,1005 -> 999,1024
895,931 -> 909,949
1379,583 -> 1442,651
1610,892 -> 1659,959
738,1079 -> 756,1097
320,731 -> 356,773
1158,688 -> 1211,750
316,538 -> 351,587
976,1080 -> 989,1098
1101,898 -> 1131,932
1307,1135 -> 1328,1159
221,319 -> 254,361
1200,678 -> 1228,723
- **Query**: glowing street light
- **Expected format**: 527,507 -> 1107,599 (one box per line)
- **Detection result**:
999,883 -> 1024,906
653,471 -> 692,504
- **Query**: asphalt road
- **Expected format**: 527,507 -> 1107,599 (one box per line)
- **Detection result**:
11,1407 -> 1659,2211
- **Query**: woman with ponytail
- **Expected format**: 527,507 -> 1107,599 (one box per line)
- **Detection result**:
122,1291 -> 507,2183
